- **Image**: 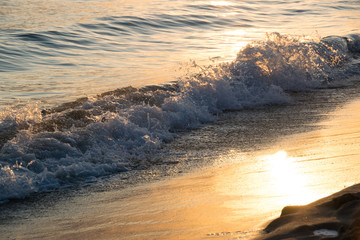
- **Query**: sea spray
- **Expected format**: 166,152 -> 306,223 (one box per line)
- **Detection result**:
0,33 -> 359,203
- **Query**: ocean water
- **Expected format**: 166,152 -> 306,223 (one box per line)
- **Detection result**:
1,0 -> 359,108
0,0 -> 360,203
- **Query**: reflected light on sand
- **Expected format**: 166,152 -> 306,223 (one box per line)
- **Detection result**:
263,151 -> 315,206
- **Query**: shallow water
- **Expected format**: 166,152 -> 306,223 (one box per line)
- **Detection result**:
1,81 -> 360,240
0,31 -> 360,203
1,0 -> 359,108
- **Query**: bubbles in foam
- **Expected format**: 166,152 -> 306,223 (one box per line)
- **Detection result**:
0,33 -> 359,203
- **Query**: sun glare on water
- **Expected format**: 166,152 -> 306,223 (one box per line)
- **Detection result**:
210,1 -> 233,6
263,151 -> 316,206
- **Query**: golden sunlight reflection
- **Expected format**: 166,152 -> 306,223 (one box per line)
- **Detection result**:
224,29 -> 246,36
210,1 -> 233,6
263,151 -> 315,206
221,29 -> 249,56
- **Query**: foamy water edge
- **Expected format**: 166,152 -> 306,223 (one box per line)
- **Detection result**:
0,33 -> 359,203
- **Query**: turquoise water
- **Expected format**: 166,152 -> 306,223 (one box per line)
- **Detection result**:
1,0 -> 359,108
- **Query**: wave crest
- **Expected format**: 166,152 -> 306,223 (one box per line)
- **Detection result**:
0,33 -> 359,203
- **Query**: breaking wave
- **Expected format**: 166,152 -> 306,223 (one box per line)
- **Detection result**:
0,33 -> 359,203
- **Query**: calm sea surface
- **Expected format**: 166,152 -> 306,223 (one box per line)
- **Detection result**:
1,0 -> 359,108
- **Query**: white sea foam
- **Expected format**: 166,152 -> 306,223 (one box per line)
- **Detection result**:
0,33 -> 359,202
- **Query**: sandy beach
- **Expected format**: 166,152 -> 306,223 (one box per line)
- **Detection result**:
0,80 -> 360,240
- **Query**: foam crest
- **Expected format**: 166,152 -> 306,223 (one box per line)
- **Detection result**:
0,33 -> 359,203
233,33 -> 352,90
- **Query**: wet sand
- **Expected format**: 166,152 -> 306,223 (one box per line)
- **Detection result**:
1,84 -> 360,239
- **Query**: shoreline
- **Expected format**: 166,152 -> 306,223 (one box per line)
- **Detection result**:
1,81 -> 360,239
